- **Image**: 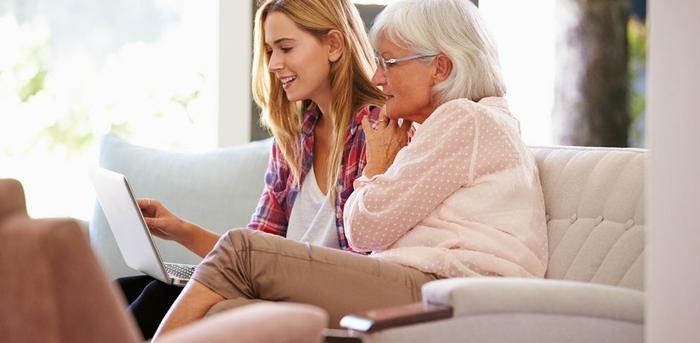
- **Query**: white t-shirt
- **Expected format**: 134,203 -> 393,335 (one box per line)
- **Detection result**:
286,167 -> 340,249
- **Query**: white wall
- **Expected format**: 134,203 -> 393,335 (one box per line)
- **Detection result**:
218,0 -> 253,147
647,1 -> 700,342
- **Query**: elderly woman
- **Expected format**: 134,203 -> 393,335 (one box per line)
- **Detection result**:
153,0 -> 547,337
346,0 -> 548,278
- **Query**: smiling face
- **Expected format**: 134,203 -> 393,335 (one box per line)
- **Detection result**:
264,11 -> 333,107
371,35 -> 438,124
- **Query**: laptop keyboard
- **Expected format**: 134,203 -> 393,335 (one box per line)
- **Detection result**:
164,262 -> 196,280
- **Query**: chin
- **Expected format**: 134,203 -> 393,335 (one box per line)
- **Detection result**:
386,107 -> 405,121
385,106 -> 402,120
284,92 -> 302,102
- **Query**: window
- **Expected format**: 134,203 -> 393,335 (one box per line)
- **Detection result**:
0,1 -> 218,219
480,0 -> 555,145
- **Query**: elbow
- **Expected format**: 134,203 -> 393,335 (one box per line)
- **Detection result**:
344,192 -> 397,252
345,216 -> 396,252
345,219 -> 373,252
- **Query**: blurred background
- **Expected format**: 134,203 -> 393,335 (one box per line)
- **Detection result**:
0,0 -> 646,220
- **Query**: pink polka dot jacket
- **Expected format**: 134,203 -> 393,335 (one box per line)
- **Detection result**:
344,97 -> 548,278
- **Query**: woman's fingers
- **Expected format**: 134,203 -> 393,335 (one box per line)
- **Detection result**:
379,105 -> 388,121
361,116 -> 374,133
137,198 -> 158,217
136,198 -> 150,210
145,217 -> 171,237
362,115 -> 388,133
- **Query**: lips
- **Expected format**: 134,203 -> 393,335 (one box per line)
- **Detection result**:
279,75 -> 297,89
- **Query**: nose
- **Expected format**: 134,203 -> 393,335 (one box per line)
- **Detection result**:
371,67 -> 386,86
268,51 -> 283,72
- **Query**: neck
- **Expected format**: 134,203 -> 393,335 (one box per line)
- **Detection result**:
312,82 -> 333,123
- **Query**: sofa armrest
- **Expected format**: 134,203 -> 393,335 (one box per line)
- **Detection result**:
423,277 -> 644,324
340,277 -> 643,334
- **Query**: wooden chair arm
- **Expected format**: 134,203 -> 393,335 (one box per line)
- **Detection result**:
339,302 -> 453,333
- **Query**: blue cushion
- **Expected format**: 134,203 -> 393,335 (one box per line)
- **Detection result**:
89,133 -> 272,277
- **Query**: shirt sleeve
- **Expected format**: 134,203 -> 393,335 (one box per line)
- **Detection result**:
343,101 -> 478,252
247,139 -> 290,237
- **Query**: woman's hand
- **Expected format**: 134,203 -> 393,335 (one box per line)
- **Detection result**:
137,198 -> 190,242
361,106 -> 412,178
137,198 -> 219,257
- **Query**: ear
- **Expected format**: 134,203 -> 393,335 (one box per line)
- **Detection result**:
432,54 -> 453,83
325,29 -> 345,63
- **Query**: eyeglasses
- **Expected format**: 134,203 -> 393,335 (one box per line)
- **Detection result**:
374,53 -> 438,71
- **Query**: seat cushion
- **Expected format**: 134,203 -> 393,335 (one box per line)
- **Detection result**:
89,133 -> 272,277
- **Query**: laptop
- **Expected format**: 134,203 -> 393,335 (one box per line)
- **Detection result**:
90,167 -> 195,286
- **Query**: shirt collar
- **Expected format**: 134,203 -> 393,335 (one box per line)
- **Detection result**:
348,105 -> 378,141
302,104 -> 379,141
301,105 -> 321,137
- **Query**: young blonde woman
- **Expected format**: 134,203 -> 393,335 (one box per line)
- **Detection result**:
153,0 -> 548,338
118,0 -> 385,339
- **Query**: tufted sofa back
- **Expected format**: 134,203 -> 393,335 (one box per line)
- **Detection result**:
532,147 -> 646,291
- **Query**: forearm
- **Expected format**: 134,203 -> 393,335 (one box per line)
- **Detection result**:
178,222 -> 222,258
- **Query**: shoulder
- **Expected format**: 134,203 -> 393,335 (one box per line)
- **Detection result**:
430,97 -> 510,120
268,138 -> 291,171
425,97 -> 518,133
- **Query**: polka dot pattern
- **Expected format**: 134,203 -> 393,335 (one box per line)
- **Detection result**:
344,97 -> 548,278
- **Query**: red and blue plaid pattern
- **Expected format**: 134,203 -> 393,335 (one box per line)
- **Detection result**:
248,104 -> 379,252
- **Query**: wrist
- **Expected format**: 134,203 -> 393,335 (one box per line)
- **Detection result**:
177,220 -> 199,246
363,166 -> 381,178
180,221 -> 221,257
364,162 -> 389,178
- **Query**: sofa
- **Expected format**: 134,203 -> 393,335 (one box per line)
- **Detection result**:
90,133 -> 646,342
0,178 -> 328,343
339,146 -> 646,343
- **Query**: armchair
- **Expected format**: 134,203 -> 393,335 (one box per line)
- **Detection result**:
0,178 -> 328,343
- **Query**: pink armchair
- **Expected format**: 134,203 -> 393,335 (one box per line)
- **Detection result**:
0,178 -> 327,343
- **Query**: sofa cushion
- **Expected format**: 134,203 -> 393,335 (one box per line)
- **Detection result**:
90,133 -> 272,277
532,146 -> 646,290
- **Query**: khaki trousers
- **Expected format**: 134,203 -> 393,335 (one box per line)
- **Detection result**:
193,229 -> 438,327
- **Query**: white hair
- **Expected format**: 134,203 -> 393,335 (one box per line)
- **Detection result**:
370,0 -> 506,103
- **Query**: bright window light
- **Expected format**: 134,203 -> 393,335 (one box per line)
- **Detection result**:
0,1 -> 218,220
480,0 -> 555,146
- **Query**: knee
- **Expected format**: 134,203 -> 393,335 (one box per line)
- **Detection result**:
141,280 -> 181,299
223,228 -> 256,252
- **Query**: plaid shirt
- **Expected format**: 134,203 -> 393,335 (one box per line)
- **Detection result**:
248,104 -> 379,252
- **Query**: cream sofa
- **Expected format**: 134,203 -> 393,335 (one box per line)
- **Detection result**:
90,134 -> 645,342
339,146 -> 645,343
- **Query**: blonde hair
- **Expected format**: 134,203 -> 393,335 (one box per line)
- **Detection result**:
370,0 -> 506,103
252,0 -> 384,199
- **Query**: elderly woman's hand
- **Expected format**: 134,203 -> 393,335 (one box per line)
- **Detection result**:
361,106 -> 412,178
